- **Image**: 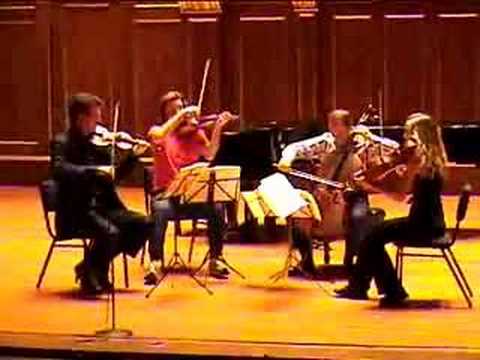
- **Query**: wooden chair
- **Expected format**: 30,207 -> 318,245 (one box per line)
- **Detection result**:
37,179 -> 129,289
395,185 -> 474,308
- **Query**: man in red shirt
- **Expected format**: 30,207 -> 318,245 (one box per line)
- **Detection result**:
146,91 -> 235,283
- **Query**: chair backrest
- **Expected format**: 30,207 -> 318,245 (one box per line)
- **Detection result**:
38,179 -> 58,238
39,179 -> 58,213
143,166 -> 154,213
456,183 -> 471,224
449,183 -> 472,245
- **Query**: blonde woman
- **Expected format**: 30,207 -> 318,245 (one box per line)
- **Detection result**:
335,113 -> 448,306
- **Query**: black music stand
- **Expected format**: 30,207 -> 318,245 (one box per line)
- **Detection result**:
186,167 -> 245,279
241,174 -> 321,283
146,164 -> 213,298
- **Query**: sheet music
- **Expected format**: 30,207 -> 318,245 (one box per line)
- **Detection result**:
161,162 -> 209,199
182,165 -> 241,203
257,173 -> 307,218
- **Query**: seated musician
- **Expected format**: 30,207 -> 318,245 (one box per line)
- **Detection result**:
279,109 -> 399,276
51,93 -> 152,295
145,91 -> 235,282
335,113 -> 447,306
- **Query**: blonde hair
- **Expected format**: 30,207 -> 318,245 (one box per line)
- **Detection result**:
405,112 -> 447,178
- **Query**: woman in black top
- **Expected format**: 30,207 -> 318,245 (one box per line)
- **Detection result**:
335,113 -> 448,306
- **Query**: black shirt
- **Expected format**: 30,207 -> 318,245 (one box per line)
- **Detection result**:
50,129 -> 137,237
408,171 -> 446,237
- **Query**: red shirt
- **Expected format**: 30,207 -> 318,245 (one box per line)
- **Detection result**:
152,129 -> 209,191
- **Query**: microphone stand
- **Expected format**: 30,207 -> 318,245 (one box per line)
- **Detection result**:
95,101 -> 132,338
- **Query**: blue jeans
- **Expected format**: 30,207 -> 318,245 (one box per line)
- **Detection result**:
149,197 -> 226,261
343,191 -> 386,268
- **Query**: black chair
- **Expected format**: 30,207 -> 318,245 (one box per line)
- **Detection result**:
395,184 -> 474,308
37,179 -> 129,289
140,167 -> 199,266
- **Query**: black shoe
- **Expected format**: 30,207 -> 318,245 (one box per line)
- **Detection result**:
144,271 -> 159,286
209,259 -> 229,279
98,276 -> 113,292
334,285 -> 368,300
288,266 -> 304,278
75,263 -> 103,296
379,290 -> 409,308
288,266 -> 320,280
94,266 -> 113,292
144,260 -> 163,285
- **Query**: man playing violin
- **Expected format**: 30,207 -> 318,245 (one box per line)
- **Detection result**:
145,90 -> 235,282
51,93 -> 151,295
279,109 -> 399,276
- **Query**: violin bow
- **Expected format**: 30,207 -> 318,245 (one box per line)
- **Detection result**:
110,100 -> 120,180
378,88 -> 384,138
377,88 -> 385,160
197,58 -> 212,114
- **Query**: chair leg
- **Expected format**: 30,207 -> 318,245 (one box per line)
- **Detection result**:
446,248 -> 473,298
122,253 -> 129,289
442,249 -> 472,308
82,239 -> 89,259
36,241 -> 56,289
323,241 -> 330,264
395,247 -> 400,277
395,247 -> 403,282
399,248 -> 404,283
188,220 -> 197,264
140,243 -> 147,266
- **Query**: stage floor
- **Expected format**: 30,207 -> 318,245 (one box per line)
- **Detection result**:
0,187 -> 479,359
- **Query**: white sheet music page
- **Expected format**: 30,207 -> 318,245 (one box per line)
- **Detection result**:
258,173 -> 307,218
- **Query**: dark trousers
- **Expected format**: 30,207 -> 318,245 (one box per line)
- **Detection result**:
149,197 -> 226,262
86,209 -> 151,277
292,226 -> 316,272
351,217 -> 412,296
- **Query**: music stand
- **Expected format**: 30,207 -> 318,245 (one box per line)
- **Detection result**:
184,166 -> 245,279
146,163 -> 213,298
241,174 -> 321,282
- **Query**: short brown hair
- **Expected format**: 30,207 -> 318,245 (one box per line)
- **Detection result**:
328,109 -> 352,127
68,92 -> 103,127
159,90 -> 185,122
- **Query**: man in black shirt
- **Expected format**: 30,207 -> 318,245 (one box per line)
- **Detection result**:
51,93 -> 151,295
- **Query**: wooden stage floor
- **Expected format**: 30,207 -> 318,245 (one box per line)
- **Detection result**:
0,187 -> 479,359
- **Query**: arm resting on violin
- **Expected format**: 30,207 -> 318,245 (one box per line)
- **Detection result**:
356,178 -> 408,202
148,106 -> 199,140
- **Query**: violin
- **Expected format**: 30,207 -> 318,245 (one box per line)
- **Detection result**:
181,109 -> 239,127
175,111 -> 239,140
91,123 -> 150,150
354,141 -> 419,184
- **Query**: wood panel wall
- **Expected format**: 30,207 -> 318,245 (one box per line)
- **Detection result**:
1,0 -> 480,183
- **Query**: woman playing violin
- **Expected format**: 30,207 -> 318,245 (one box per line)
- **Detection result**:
145,90 -> 235,282
335,113 -> 448,306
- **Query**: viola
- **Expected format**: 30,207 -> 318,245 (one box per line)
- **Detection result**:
354,141 -> 419,184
